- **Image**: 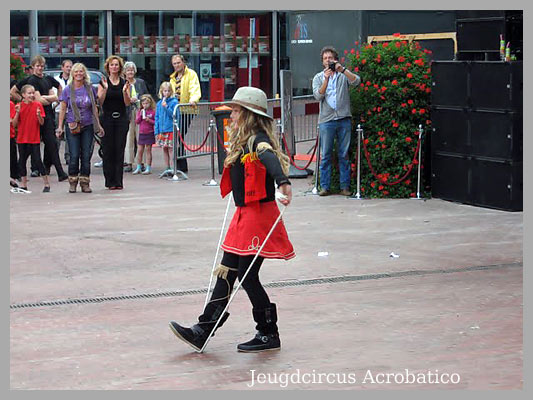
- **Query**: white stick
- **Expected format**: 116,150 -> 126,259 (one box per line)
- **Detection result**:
204,195 -> 233,308
198,204 -> 288,353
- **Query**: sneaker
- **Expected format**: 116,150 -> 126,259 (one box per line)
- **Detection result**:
124,165 -> 133,173
319,189 -> 330,197
142,166 -> 152,175
42,186 -> 50,193
132,165 -> 142,175
30,170 -> 40,178
339,189 -> 352,196
94,160 -> 103,168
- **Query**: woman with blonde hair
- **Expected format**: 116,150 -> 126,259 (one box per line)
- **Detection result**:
56,62 -> 103,193
98,55 -> 131,190
170,86 -> 294,353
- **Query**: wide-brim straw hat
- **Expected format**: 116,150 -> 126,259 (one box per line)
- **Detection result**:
225,86 -> 273,120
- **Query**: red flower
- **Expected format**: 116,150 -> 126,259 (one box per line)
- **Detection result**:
381,86 -> 387,92
380,95 -> 386,100
378,130 -> 384,135
405,137 -> 412,143
350,48 -> 355,54
406,62 -> 412,67
381,144 -> 387,149
423,74 -> 429,80
410,193 -> 416,197
393,32 -> 401,37
382,42 -> 389,48
364,87 -> 369,91
371,182 -> 376,188
406,73 -> 413,79
398,56 -> 406,63
377,107 -> 382,113
379,136 -> 385,142
366,81 -> 371,86
354,67 -> 359,72
394,65 -> 399,69
404,179 -> 411,185
344,49 -> 348,55
364,139 -> 369,145
407,99 -> 414,105
393,122 -> 399,128
425,88 -> 431,94
361,59 -> 367,64
395,42 -> 402,48
355,41 -> 359,46
411,109 -> 417,114
401,103 -> 407,107
378,185 -> 384,191
419,108 -> 426,114
392,80 -> 398,85
375,145 -> 380,149
383,191 -> 389,196
373,84 -> 379,89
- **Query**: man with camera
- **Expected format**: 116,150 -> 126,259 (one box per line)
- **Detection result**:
312,45 -> 360,196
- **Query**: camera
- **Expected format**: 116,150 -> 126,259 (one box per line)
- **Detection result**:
329,62 -> 337,71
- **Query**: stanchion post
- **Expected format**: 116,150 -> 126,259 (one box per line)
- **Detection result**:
411,124 -> 424,200
312,124 -> 320,195
351,124 -> 364,200
203,118 -> 218,186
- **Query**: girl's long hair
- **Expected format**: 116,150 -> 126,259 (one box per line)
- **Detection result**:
224,108 -> 290,176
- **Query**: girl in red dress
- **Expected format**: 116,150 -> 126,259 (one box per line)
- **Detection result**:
170,87 -> 294,352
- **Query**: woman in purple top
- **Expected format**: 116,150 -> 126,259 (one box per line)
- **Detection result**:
57,63 -> 104,193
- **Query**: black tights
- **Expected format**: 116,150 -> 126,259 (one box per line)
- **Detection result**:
200,252 -> 271,322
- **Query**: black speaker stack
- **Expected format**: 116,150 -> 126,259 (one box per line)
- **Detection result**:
430,59 -> 523,211
455,10 -> 523,61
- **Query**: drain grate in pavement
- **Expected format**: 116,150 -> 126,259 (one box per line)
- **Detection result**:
10,262 -> 521,310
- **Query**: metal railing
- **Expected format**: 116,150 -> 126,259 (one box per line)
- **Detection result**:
164,96 -> 321,185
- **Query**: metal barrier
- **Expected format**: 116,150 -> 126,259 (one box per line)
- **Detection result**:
164,96 -> 321,186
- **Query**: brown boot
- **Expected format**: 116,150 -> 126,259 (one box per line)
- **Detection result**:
79,176 -> 92,193
68,176 -> 79,193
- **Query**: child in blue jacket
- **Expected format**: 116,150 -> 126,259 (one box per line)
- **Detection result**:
155,81 -> 179,174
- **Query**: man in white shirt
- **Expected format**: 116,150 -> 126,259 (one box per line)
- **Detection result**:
54,59 -> 73,165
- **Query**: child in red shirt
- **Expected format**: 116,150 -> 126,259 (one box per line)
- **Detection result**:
12,84 -> 50,192
10,100 -> 20,187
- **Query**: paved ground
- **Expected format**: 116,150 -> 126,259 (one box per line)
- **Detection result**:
9,143 -> 523,389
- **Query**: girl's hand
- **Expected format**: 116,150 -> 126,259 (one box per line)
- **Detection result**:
123,81 -> 131,94
15,103 -> 20,112
162,98 -> 167,108
278,183 -> 292,206
36,108 -> 41,117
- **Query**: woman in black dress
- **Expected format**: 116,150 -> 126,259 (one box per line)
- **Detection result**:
97,55 -> 131,190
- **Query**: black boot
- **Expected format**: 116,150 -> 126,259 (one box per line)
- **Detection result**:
237,303 -> 281,352
169,305 -> 230,352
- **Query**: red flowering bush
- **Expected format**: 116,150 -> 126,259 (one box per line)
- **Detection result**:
10,53 -> 26,81
338,35 -> 432,198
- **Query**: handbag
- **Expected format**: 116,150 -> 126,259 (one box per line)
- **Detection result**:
68,86 -> 82,135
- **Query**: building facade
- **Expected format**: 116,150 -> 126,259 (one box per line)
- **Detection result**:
11,10 -> 457,99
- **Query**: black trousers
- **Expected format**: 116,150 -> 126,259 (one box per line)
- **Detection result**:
10,137 -> 20,180
200,252 -> 271,322
101,115 -> 129,188
41,117 -> 65,176
18,143 -> 45,177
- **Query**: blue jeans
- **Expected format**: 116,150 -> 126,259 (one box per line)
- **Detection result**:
66,124 -> 95,177
319,117 -> 352,190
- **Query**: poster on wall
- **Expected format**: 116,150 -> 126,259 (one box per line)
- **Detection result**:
199,63 -> 212,82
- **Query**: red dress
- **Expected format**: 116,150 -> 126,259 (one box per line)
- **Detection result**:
219,151 -> 295,260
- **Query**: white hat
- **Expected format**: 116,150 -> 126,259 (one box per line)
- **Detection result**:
226,86 -> 272,120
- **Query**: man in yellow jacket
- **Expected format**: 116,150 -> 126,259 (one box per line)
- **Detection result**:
169,54 -> 202,173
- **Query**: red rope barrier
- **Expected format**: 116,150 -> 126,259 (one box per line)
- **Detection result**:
361,133 -> 422,186
280,133 -> 319,171
176,128 -> 211,153
215,128 -> 227,154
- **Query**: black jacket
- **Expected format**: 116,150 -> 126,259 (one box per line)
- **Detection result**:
230,131 -> 290,207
